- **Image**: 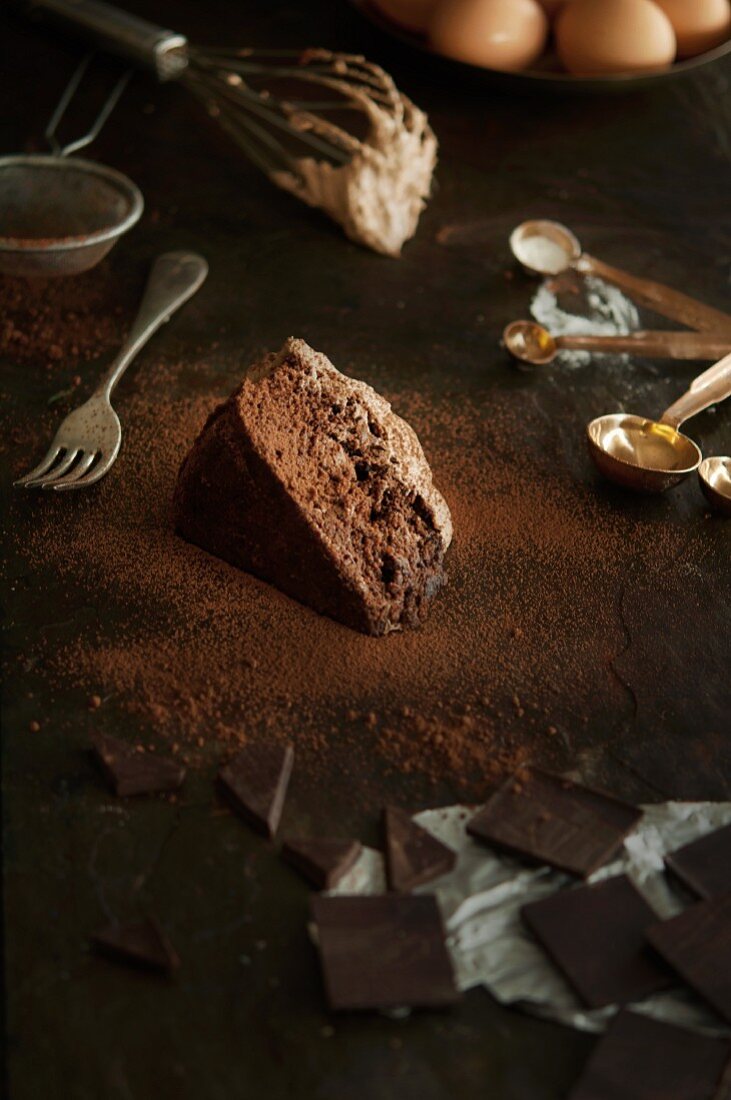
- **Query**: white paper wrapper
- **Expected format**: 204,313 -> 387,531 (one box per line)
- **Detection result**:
332,800 -> 731,1035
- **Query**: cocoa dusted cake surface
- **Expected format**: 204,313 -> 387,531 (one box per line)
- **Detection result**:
173,338 -> 452,636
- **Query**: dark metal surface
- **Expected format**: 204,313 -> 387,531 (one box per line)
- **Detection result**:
2,2 -> 730,1098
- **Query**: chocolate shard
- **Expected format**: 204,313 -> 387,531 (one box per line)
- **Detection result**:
310,893 -> 460,1011
521,874 -> 671,1009
664,822 -> 731,900
92,917 -> 180,976
646,891 -> 731,1024
282,837 -> 362,890
383,806 -> 457,892
568,1010 -> 731,1100
173,338 -> 453,637
467,768 -> 642,877
91,733 -> 186,797
218,743 -> 294,838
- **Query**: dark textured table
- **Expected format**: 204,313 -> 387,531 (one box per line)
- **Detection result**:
2,3 -> 730,1098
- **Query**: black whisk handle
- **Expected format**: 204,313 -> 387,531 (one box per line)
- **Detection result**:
23,0 -> 189,80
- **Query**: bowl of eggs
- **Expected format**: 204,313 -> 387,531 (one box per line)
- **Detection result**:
350,0 -> 731,89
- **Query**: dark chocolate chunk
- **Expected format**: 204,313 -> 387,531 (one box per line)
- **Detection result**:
91,733 -> 185,797
310,894 -> 460,1011
92,917 -> 180,976
383,806 -> 457,892
521,874 -> 670,1008
665,822 -> 731,900
467,768 -> 642,877
282,837 -> 362,890
646,892 -> 731,1024
218,743 -> 293,838
569,1010 -> 731,1100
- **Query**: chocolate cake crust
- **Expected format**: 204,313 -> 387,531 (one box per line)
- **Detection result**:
174,338 -> 452,635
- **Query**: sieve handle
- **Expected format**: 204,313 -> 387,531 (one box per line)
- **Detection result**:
24,0 -> 188,80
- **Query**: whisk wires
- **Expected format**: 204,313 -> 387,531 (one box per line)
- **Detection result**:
181,48 -> 405,179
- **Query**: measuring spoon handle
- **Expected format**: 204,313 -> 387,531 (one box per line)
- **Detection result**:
660,353 -> 731,429
558,330 -> 731,360
577,255 -> 731,335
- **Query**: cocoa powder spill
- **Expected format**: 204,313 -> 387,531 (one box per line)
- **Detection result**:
0,271 -> 125,369
3,312 -> 719,802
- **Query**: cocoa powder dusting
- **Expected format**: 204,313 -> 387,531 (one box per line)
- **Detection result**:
3,324 -> 720,802
0,270 -> 125,369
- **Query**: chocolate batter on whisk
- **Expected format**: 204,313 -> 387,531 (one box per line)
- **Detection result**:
25,2 -> 437,255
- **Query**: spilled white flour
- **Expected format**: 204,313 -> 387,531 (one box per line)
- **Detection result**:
530,274 -> 640,367
516,235 -> 569,275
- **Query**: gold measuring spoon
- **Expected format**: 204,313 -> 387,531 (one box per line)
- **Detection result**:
698,456 -> 731,516
510,220 -> 731,335
587,353 -> 731,492
503,321 -> 731,367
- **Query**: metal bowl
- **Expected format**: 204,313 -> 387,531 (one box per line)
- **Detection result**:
348,0 -> 731,94
0,154 -> 143,277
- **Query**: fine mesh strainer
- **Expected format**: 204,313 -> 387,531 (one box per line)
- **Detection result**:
0,56 -> 143,276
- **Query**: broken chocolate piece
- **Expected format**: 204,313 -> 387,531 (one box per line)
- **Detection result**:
92,917 -> 180,976
521,874 -> 670,1009
218,743 -> 294,838
569,1010 -> 731,1100
383,806 -> 457,892
282,837 -> 362,890
467,768 -> 642,877
310,894 -> 459,1011
664,822 -> 731,900
91,733 -> 185,797
646,892 -> 731,1024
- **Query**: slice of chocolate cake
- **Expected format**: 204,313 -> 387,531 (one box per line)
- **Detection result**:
174,338 -> 452,636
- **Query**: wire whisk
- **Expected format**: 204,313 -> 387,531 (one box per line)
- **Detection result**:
24,1 -> 437,255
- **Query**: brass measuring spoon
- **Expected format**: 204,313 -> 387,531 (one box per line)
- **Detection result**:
587,353 -> 731,492
503,321 -> 731,367
698,457 -> 731,516
510,220 -> 731,335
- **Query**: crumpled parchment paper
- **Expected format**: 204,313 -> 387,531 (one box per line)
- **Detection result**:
331,800 -> 731,1035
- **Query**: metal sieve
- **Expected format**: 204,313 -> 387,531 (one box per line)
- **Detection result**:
0,56 -> 143,276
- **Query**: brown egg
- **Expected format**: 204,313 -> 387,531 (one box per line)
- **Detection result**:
556,0 -> 676,74
373,0 -> 440,33
536,0 -> 568,15
430,0 -> 549,71
653,0 -> 731,57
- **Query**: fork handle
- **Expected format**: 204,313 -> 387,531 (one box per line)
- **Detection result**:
97,251 -> 208,400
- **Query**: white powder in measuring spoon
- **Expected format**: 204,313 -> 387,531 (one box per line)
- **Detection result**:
530,274 -> 640,368
517,235 -> 569,275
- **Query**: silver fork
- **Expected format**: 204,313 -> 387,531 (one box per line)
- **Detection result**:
15,250 -> 208,491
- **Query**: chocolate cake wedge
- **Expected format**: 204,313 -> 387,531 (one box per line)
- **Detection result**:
174,338 -> 452,636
